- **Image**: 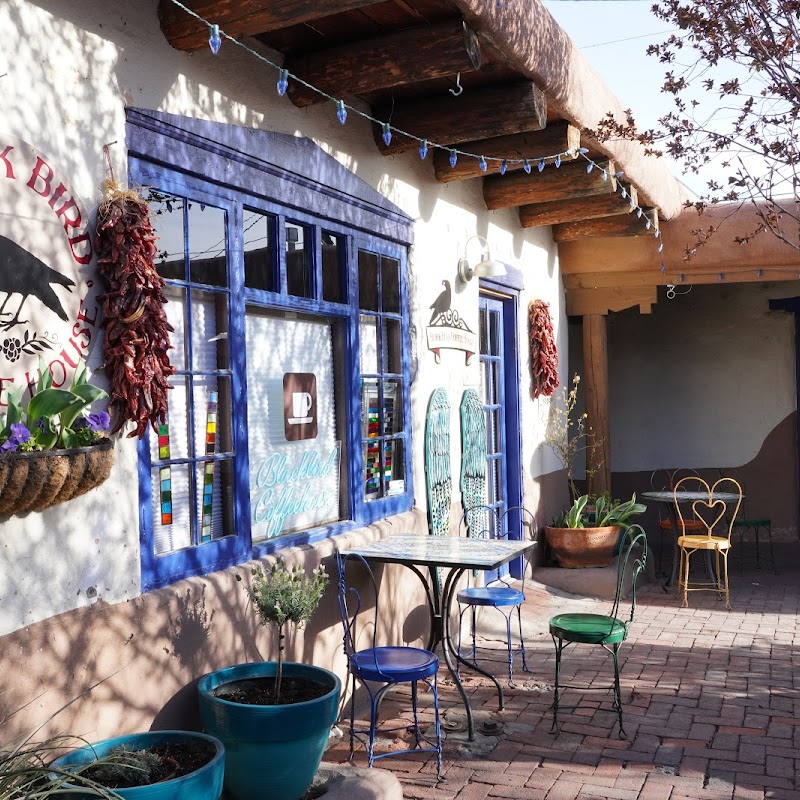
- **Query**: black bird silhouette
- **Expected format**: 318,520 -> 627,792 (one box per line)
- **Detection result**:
429,279 -> 451,324
0,234 -> 75,330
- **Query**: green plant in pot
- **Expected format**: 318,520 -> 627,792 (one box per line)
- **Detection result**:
546,493 -> 647,568
198,559 -> 341,800
0,358 -> 114,514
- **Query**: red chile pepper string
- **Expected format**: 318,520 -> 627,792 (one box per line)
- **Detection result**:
528,299 -> 559,399
95,184 -> 175,438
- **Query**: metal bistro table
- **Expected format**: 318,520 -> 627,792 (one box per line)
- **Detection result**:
337,534 -> 537,739
641,490 -> 743,592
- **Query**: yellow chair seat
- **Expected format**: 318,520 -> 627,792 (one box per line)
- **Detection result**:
677,535 -> 730,550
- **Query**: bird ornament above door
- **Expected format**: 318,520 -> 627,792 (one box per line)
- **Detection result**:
426,279 -> 478,365
0,135 -> 102,396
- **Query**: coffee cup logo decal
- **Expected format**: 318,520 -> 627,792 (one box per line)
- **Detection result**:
283,373 -> 317,440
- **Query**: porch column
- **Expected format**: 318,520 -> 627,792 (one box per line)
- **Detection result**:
582,314 -> 611,496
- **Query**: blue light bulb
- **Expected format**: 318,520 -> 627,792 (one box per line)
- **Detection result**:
586,162 -> 594,174
554,155 -> 561,168
538,159 -> 545,172
680,274 -> 685,282
500,160 -> 508,175
382,123 -> 392,147
277,68 -> 289,96
578,147 -> 589,154
523,159 -> 531,174
620,187 -> 627,199
657,242 -> 664,253
449,149 -> 457,168
645,219 -> 651,230
757,269 -> 763,277
209,25 -> 221,55
636,207 -> 643,218
419,140 -> 428,160
336,100 -> 347,125
601,170 -> 607,181
660,263 -> 666,273
479,156 -> 487,172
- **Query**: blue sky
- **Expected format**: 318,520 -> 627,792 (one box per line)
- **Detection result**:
542,0 -> 706,196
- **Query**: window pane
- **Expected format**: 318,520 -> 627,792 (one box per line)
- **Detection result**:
148,191 -> 186,281
286,221 -> 311,298
381,256 -> 400,313
384,318 -> 402,374
361,379 -> 379,439
382,380 -> 402,435
245,308 -> 346,541
359,315 -> 378,374
358,250 -> 379,311
244,210 -> 275,291
152,463 -> 192,554
196,458 -> 235,542
150,375 -> 190,463
189,203 -> 227,287
190,290 -> 230,372
386,439 -> 405,495
163,285 -> 187,371
192,375 -> 232,460
322,231 -> 343,303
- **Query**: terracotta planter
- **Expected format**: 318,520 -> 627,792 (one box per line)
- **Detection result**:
544,525 -> 622,568
0,437 -> 114,515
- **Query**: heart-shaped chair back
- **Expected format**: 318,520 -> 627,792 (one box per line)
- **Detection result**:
673,475 -> 742,541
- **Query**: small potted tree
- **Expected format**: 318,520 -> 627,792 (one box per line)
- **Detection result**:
198,560 -> 341,800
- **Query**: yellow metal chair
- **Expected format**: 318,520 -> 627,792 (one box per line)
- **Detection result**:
674,476 -> 742,609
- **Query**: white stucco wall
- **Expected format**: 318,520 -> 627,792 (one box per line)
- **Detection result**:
605,282 -> 798,471
0,0 -> 565,635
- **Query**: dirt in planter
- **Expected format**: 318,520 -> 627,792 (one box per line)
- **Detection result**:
214,676 -> 330,705
81,740 -> 216,788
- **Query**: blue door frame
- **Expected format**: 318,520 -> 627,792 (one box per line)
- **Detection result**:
479,291 -> 524,578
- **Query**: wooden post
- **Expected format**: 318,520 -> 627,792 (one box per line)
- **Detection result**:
583,314 -> 611,497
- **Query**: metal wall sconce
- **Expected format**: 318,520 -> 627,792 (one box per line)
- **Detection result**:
457,235 -> 508,283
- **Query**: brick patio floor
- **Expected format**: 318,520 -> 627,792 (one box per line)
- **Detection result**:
325,544 -> 800,800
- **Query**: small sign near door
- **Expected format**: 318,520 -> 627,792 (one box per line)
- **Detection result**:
283,373 -> 317,440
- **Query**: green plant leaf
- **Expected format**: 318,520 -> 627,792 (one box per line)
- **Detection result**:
26,389 -> 78,422
35,355 -> 52,393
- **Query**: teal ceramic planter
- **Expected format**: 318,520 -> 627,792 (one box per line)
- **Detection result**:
198,661 -> 341,800
51,729 -> 225,800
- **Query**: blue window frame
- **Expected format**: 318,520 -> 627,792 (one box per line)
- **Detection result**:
129,122 -> 414,592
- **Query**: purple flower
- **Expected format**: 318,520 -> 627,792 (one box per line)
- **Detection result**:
87,411 -> 111,432
10,423 -> 30,444
76,411 -> 110,433
0,423 -> 31,453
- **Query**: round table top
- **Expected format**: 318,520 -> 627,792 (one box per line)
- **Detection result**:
641,490 -> 743,503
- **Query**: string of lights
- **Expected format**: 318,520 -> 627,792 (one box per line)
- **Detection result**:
166,0 -> 667,263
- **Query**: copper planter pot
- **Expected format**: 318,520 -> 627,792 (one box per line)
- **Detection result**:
0,438 -> 114,515
544,525 -> 622,568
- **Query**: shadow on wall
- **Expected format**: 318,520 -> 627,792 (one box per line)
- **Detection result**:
613,411 -> 799,546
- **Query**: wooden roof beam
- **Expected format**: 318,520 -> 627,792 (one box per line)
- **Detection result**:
159,0 -> 382,52
520,185 -> 638,227
373,81 -> 546,156
566,286 -> 657,316
484,159 -> 617,210
432,122 -> 580,182
286,20 -> 481,108
553,208 -> 658,242
564,265 -> 800,289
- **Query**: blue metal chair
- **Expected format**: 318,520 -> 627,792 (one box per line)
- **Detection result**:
456,505 -> 537,685
335,551 -> 442,779
549,525 -> 648,739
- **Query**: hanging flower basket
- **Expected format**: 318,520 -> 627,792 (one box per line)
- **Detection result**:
0,437 -> 114,515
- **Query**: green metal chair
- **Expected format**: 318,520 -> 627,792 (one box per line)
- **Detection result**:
549,525 -> 648,738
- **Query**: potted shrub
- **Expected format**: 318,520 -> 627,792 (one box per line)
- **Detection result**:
50,730 -> 225,800
0,357 -> 113,514
198,560 -> 341,800
544,493 -> 647,568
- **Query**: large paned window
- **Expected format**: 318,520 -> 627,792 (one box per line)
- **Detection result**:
135,168 -> 412,591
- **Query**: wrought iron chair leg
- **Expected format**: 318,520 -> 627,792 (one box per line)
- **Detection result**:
722,551 -> 731,610
517,605 -> 530,673
766,522 -> 776,573
550,635 -> 562,733
348,672 -> 357,762
611,643 -> 626,739
681,548 -> 690,608
470,606 -> 478,664
410,681 -> 422,747
505,611 -> 514,684
432,674 -> 443,781
456,605 -> 465,678
367,689 -> 380,768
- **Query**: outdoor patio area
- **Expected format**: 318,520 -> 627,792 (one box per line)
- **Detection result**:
324,543 -> 800,800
